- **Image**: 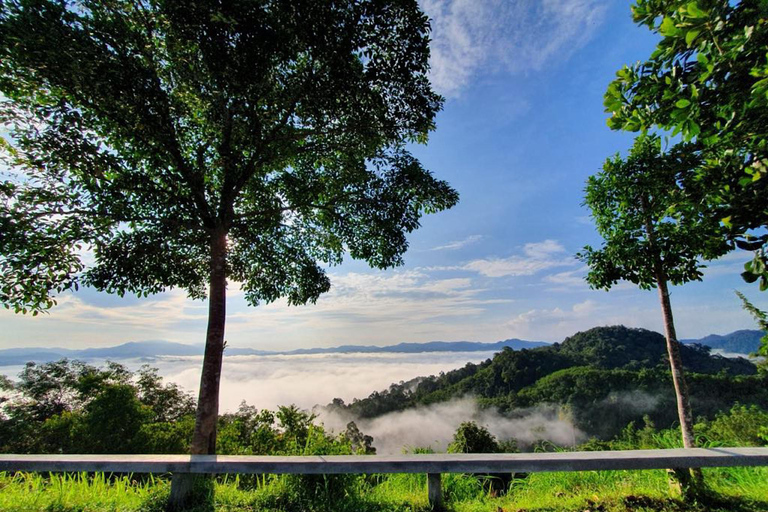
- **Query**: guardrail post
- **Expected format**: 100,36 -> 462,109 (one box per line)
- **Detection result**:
427,472 -> 443,510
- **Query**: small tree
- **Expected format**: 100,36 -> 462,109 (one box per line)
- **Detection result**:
578,135 -> 729,451
447,421 -> 499,454
0,0 -> 457,505
605,0 -> 768,288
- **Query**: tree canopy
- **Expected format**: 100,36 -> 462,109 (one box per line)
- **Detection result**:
578,135 -> 728,290
604,0 -> 768,289
0,0 -> 458,313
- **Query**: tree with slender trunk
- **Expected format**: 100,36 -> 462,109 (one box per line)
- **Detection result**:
0,0 -> 458,506
606,0 -> 768,290
578,135 -> 729,484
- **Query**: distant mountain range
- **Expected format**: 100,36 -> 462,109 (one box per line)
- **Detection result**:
681,329 -> 765,355
0,329 -> 762,366
0,338 -> 548,366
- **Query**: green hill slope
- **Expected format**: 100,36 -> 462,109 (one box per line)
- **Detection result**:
329,326 -> 766,440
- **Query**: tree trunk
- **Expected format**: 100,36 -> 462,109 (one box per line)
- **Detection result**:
642,208 -> 702,493
653,271 -> 696,449
190,228 -> 228,455
640,201 -> 696,450
169,228 -> 228,509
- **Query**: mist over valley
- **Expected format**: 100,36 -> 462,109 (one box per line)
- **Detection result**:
1,326 -> 764,455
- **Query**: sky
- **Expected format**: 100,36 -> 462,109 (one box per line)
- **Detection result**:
1,0 -> 766,351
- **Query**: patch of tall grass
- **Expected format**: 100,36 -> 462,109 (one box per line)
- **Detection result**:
1,465 -> 766,511
0,471 -> 162,511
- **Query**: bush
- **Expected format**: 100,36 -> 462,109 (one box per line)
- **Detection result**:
699,404 -> 768,446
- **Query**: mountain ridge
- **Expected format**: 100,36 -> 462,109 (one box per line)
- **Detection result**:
681,329 -> 764,354
0,338 -> 548,365
0,328 -> 762,366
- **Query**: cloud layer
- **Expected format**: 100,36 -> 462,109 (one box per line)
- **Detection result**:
140,351 -> 497,413
464,239 -> 575,277
421,0 -> 609,97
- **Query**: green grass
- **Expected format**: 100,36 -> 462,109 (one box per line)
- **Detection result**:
0,467 -> 766,512
0,472 -> 162,511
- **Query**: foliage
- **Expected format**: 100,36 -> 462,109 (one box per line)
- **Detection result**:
697,404 -> 768,447
605,0 -> 768,289
447,422 -> 500,454
0,359 -> 194,454
0,356 -> 767,510
578,135 -> 728,290
0,0 -> 457,314
328,326 -> 761,440
736,290 -> 768,371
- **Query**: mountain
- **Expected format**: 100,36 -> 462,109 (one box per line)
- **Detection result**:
231,339 -> 548,356
2,327 -> 761,366
329,326 -> 765,440
682,329 -> 764,355
0,340 -> 203,366
0,338 -> 547,366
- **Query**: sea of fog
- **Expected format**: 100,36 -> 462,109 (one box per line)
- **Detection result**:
143,351 -> 498,412
0,351 -> 585,453
2,349 -> 752,453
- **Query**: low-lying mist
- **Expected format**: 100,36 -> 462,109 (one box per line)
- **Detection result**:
0,351 -> 675,455
67,351 -> 496,412
318,398 -> 586,454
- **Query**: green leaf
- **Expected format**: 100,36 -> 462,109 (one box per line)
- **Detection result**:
685,29 -> 700,46
742,271 -> 759,284
687,2 -> 706,18
659,17 -> 679,37
676,99 -> 691,108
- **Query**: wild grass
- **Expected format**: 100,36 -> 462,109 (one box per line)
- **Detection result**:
1,465 -> 767,512
0,471 -> 161,511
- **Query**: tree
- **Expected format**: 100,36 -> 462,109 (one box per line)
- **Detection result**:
0,0 -> 457,505
604,0 -> 768,289
578,135 -> 729,454
447,421 -> 499,454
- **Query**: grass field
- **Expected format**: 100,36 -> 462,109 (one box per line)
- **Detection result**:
1,465 -> 766,512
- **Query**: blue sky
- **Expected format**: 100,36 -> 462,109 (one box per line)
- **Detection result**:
1,0 -> 766,350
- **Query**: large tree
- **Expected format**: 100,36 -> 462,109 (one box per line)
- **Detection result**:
578,135 -> 729,454
605,0 -> 768,290
0,0 -> 457,494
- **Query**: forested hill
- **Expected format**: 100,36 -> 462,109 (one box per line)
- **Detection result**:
328,326 -> 766,440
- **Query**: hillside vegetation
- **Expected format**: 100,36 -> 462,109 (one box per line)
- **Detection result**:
328,326 -> 766,440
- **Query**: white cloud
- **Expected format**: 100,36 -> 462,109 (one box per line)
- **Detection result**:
320,398 -> 584,454
421,0 -> 609,97
223,269 -> 513,346
522,239 -> 566,259
431,234 -> 483,251
702,251 -> 752,278
464,239 -> 575,277
506,299 -> 603,340
544,268 -> 589,289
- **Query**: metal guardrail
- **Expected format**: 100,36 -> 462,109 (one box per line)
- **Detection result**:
2,448 -> 767,509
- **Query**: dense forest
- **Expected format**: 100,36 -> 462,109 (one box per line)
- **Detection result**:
326,326 -> 768,440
